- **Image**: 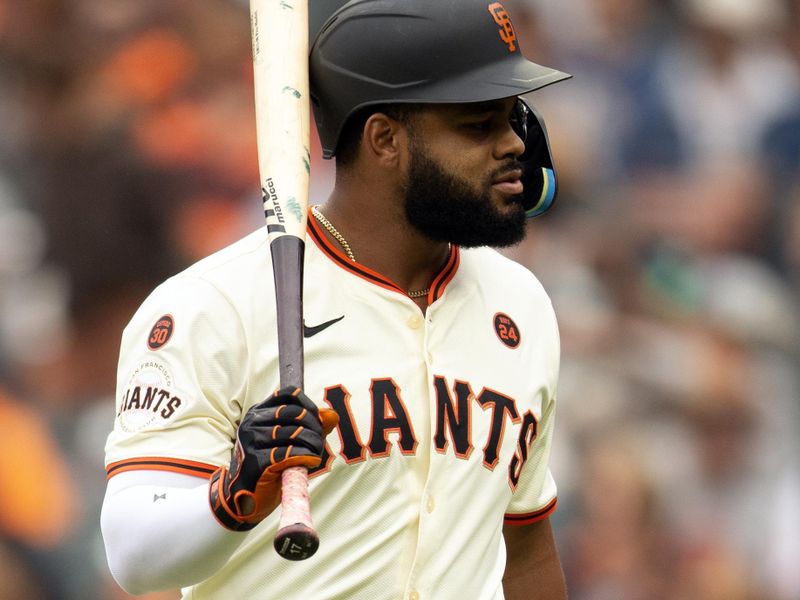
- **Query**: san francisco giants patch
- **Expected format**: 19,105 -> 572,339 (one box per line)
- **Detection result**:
147,314 -> 175,350
493,312 -> 521,348
117,360 -> 186,433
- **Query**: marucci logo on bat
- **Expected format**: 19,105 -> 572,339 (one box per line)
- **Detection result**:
263,177 -> 286,234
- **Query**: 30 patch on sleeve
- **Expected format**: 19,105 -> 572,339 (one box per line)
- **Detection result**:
147,314 -> 175,350
117,360 -> 187,433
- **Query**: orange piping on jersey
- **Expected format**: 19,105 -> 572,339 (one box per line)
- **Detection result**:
503,497 -> 558,526
308,210 -> 461,301
308,214 -> 405,295
429,244 -> 460,303
106,457 -> 218,480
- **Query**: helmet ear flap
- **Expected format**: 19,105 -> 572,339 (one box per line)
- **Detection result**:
517,99 -> 559,218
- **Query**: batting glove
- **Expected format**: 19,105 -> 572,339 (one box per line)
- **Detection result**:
209,387 -> 338,531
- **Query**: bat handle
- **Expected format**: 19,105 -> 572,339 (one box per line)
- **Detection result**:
273,466 -> 319,560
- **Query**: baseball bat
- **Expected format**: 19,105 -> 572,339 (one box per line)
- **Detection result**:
249,0 -> 316,561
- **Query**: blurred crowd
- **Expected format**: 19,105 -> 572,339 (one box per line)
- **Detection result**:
0,0 -> 798,598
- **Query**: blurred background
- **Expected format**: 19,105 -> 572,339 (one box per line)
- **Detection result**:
0,0 -> 798,598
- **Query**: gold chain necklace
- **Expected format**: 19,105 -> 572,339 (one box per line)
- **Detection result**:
311,206 -> 430,299
311,205 -> 355,261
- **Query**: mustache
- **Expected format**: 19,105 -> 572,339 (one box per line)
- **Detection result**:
488,160 -> 525,182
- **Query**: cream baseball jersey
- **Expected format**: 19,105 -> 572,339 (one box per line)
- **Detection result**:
105,214 -> 560,600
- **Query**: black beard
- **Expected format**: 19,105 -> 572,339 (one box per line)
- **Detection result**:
403,142 -> 527,248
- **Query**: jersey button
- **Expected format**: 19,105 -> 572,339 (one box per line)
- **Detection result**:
409,591 -> 420,600
426,496 -> 435,513
407,314 -> 423,329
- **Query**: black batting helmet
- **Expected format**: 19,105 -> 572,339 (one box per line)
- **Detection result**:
309,0 -> 571,216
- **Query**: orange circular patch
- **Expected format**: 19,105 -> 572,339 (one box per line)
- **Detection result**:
147,315 -> 175,350
493,312 -> 521,348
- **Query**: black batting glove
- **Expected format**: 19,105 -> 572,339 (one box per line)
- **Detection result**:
209,387 -> 338,531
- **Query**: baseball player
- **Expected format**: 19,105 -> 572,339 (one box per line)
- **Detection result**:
101,1 -> 570,599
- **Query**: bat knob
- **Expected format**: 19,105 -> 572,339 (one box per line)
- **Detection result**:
274,523 -> 320,561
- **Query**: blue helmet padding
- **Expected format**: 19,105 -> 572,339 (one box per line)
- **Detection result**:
515,99 -> 559,218
525,168 -> 556,218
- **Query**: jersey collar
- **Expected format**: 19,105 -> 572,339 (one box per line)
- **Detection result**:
307,210 -> 460,304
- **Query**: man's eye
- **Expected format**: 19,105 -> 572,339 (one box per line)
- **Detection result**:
466,119 -> 493,131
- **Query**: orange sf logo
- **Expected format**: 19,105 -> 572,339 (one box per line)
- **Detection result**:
487,2 -> 517,53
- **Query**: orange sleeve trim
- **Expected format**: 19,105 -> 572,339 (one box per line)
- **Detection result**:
504,497 -> 557,526
106,457 -> 219,480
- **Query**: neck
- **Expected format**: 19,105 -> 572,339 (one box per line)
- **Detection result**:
317,187 -> 451,297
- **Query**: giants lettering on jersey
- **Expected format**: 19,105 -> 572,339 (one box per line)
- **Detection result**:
310,376 -> 540,490
118,386 -> 182,420
117,360 -> 186,433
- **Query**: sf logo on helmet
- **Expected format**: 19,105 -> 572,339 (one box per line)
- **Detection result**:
487,3 -> 517,53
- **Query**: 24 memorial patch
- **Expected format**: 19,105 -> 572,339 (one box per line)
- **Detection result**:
493,312 -> 521,348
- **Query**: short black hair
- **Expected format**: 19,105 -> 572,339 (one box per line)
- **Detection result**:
335,103 -> 422,168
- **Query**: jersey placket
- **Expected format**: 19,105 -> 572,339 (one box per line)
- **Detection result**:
401,288 -> 463,600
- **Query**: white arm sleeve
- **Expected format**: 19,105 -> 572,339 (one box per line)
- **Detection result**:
101,470 -> 247,595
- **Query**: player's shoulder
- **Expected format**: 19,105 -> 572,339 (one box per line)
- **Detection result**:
459,246 -> 550,302
160,227 -> 272,298
458,247 -> 559,374
129,228 -> 273,325
179,227 -> 271,283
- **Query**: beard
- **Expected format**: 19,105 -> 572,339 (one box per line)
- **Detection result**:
403,139 -> 527,248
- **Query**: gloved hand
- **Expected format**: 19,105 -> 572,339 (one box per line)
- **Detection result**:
209,387 -> 338,531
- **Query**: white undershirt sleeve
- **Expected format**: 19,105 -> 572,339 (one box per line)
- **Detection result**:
101,470 -> 247,595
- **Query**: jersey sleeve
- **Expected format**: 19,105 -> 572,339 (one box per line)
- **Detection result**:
504,296 -> 560,525
104,275 -> 250,479
503,394 -> 558,525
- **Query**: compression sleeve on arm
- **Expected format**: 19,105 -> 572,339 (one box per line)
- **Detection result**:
101,470 -> 247,595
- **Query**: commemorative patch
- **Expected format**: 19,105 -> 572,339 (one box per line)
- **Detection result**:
147,314 -> 174,350
493,312 -> 521,349
117,360 -> 186,432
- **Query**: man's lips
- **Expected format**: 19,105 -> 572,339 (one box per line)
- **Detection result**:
492,170 -> 524,195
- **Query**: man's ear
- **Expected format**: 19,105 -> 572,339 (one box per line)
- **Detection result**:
362,113 -> 406,168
